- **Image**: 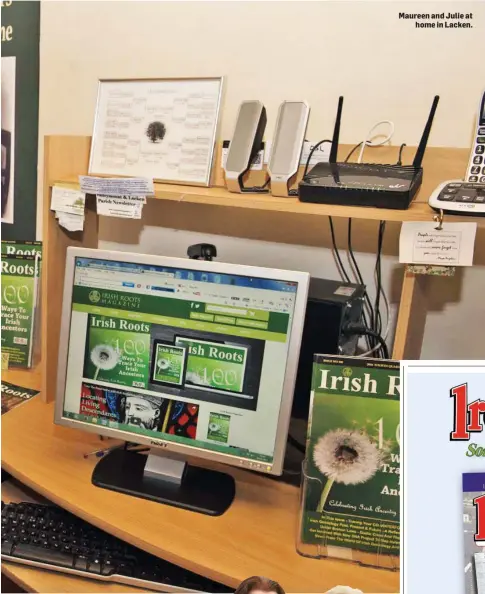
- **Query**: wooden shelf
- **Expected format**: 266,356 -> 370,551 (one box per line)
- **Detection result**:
50,142 -> 484,226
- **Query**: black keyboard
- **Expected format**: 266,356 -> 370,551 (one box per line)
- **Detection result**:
1,501 -> 229,593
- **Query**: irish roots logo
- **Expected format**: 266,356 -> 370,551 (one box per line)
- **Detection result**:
450,383 -> 485,441
450,383 -> 485,544
88,290 -> 101,304
474,494 -> 485,544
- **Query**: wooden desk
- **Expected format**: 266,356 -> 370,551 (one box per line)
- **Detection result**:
1,479 -> 145,593
1,398 -> 399,593
2,364 -> 42,392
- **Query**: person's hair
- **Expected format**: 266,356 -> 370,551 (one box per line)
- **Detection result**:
234,576 -> 285,594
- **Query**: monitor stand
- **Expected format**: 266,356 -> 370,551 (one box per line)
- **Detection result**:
92,447 -> 236,516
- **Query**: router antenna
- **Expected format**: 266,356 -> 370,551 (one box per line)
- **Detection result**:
413,95 -> 440,169
329,96 -> 344,164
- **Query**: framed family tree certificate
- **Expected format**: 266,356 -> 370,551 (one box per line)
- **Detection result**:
89,77 -> 224,187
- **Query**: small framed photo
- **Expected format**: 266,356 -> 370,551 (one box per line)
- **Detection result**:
150,340 -> 188,388
89,77 -> 224,187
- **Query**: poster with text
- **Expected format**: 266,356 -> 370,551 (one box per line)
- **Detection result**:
1,1 -> 40,239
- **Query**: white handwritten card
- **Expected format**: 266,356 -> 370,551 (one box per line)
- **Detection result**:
399,222 -> 477,267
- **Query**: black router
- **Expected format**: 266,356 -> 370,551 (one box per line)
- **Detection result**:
298,95 -> 440,210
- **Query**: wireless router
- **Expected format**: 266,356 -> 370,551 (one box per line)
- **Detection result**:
298,95 -> 440,210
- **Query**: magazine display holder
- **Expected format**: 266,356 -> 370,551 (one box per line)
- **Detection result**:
296,355 -> 400,571
297,459 -> 400,570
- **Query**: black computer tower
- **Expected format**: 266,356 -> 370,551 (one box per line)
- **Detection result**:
292,277 -> 365,420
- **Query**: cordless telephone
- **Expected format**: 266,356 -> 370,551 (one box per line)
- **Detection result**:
465,90 -> 485,183
429,89 -> 485,215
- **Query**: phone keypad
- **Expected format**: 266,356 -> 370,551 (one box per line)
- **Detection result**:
466,124 -> 485,181
438,182 -> 485,204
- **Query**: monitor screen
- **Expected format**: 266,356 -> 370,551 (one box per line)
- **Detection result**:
60,254 -> 304,471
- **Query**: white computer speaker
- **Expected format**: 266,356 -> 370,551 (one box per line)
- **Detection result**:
224,100 -> 267,193
268,101 -> 310,197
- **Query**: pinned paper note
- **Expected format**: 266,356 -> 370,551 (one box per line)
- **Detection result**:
51,187 -> 86,216
96,195 -> 145,219
399,222 -> 477,266
80,176 -> 154,197
56,212 -> 85,232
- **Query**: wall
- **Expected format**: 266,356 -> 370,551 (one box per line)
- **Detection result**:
38,0 -> 485,358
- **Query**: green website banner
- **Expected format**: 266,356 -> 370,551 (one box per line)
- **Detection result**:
1,1 -> 40,240
84,315 -> 150,389
73,287 -> 288,343
175,337 -> 248,394
73,286 -> 289,335
1,254 -> 39,367
302,356 -> 400,555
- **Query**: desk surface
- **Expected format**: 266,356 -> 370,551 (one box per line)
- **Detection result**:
1,398 -> 399,593
1,479 -> 145,593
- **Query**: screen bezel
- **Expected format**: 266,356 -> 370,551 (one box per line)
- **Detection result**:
55,247 -> 310,476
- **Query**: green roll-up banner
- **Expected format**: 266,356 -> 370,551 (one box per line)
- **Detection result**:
1,0 -> 40,241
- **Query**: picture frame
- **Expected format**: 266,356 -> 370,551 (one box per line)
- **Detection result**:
89,77 -> 224,187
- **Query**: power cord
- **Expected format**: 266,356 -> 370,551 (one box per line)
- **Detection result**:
303,139 -> 332,177
328,216 -> 351,283
347,219 -> 376,351
344,142 -> 363,163
287,433 -> 306,454
344,322 -> 389,359
356,120 -> 395,163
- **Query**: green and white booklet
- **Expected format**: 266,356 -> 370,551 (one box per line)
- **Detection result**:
1,241 -> 42,368
298,354 -> 400,568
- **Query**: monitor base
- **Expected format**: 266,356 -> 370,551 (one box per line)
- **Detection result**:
92,448 -> 235,516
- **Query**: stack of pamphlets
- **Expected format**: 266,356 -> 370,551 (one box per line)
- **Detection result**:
1,241 -> 42,369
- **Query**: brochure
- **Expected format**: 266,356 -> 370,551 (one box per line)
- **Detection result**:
1,251 -> 41,368
1,381 -> 39,414
300,355 -> 400,560
1,240 -> 43,258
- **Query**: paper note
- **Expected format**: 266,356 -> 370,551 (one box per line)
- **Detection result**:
300,140 -> 331,166
80,176 -> 154,197
96,195 -> 145,219
261,140 -> 329,167
56,212 -> 85,232
51,186 -> 86,216
399,222 -> 477,266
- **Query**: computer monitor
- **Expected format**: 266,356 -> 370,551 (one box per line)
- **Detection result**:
55,248 -> 310,515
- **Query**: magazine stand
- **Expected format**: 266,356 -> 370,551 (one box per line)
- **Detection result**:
296,459 -> 400,570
